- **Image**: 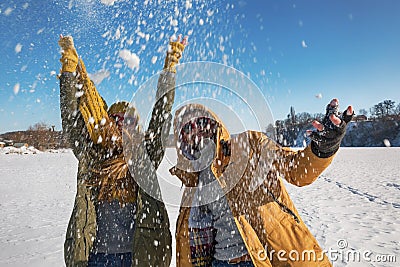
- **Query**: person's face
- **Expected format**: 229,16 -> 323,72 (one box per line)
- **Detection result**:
179,117 -> 217,158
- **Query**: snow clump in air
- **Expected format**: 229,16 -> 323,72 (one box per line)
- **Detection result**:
383,139 -> 391,147
15,43 -> 23,53
13,83 -> 20,95
118,49 -> 140,71
4,7 -> 13,16
101,0 -> 118,6
88,70 -> 111,85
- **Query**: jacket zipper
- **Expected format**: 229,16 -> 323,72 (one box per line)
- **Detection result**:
265,188 -> 300,223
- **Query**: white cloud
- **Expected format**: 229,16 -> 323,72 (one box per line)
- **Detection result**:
88,69 -> 111,85
118,49 -> 140,71
301,40 -> 308,48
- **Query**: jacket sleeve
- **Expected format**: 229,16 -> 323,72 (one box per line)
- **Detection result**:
59,72 -> 90,159
144,70 -> 176,170
276,144 -> 335,187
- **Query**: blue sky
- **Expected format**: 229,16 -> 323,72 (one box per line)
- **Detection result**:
0,0 -> 399,133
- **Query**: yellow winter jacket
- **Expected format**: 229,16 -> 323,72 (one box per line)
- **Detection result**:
171,104 -> 333,267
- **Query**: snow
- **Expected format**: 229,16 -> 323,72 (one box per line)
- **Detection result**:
15,43 -> 22,54
13,83 -> 20,95
0,146 -> 40,155
88,69 -> 111,85
185,0 -> 193,10
384,139 -> 391,147
0,147 -> 399,266
4,7 -> 13,16
118,49 -> 140,71
100,0 -> 118,6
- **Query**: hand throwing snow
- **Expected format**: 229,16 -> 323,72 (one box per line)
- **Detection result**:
307,98 -> 354,158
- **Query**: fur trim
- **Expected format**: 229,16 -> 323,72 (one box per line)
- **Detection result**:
88,155 -> 138,204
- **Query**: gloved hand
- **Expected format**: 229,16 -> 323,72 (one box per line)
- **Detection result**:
163,34 -> 188,72
308,98 -> 354,158
58,34 -> 78,73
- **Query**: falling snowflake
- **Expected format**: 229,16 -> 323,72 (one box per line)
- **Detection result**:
118,49 -> 140,71
383,139 -> 391,147
15,43 -> 22,53
13,83 -> 20,95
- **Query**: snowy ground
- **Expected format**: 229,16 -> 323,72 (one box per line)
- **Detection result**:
0,147 -> 399,266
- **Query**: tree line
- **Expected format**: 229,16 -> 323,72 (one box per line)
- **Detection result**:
8,100 -> 399,149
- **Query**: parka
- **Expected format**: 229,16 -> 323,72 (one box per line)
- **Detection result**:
60,68 -> 176,267
171,104 -> 334,267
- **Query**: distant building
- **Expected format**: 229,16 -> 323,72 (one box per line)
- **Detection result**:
0,141 -> 5,148
353,115 -> 367,122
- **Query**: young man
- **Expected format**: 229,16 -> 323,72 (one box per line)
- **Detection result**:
170,101 -> 353,267
58,34 -> 187,267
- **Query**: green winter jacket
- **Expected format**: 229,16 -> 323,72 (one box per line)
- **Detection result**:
60,70 -> 176,267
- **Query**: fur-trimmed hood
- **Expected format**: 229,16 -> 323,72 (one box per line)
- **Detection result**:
170,103 -> 231,183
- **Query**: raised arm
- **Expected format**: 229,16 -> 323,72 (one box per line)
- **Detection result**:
58,35 -> 121,158
58,36 -> 90,158
145,35 -> 187,169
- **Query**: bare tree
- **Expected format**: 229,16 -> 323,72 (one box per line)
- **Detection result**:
265,123 -> 276,139
358,108 -> 368,117
371,100 -> 396,118
314,112 -> 324,122
28,122 -> 50,131
383,100 -> 396,115
290,106 -> 296,124
371,102 -> 385,118
396,103 -> 400,116
296,112 -> 312,124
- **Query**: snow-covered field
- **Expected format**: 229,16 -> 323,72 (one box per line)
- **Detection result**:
0,147 -> 399,266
